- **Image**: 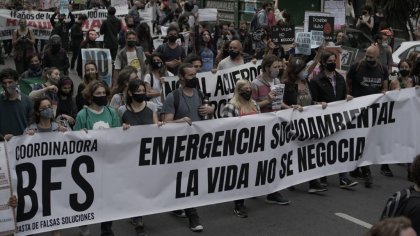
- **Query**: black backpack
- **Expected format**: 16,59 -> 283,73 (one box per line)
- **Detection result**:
381,186 -> 420,219
172,88 -> 204,119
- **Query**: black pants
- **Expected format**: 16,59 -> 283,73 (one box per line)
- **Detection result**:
71,46 -> 79,69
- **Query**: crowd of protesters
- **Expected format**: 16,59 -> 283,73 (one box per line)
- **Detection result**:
1,0 -> 420,235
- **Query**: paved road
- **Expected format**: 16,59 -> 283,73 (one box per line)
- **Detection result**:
1,58 -> 414,236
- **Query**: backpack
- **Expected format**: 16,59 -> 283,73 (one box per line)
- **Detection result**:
381,186 -> 420,219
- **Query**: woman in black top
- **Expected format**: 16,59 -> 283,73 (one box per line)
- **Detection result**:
121,80 -> 158,127
56,77 -> 77,128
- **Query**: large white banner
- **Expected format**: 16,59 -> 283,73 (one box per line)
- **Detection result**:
5,88 -> 420,235
0,143 -> 15,235
0,9 -> 127,40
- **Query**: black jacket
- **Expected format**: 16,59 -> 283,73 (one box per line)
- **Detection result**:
310,71 -> 347,103
70,22 -> 84,48
100,15 -> 121,48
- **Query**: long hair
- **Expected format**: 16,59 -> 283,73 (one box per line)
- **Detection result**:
147,52 -> 169,76
319,51 -> 335,72
229,80 -> 256,114
111,68 -> 132,96
33,96 -> 53,124
57,76 -> 74,97
282,56 -> 306,85
83,61 -> 99,87
200,29 -> 213,48
82,80 -> 110,104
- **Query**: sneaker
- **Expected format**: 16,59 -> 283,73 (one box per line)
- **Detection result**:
172,210 -> 187,218
308,181 -> 328,193
189,215 -> 204,232
265,193 -> 291,205
339,177 -> 358,188
130,217 -> 144,227
79,226 -> 91,236
380,165 -> 394,177
349,169 -> 364,179
233,204 -> 248,218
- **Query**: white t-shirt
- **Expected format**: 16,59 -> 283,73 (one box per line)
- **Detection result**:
115,50 -> 144,79
217,57 -> 244,71
144,71 -> 174,109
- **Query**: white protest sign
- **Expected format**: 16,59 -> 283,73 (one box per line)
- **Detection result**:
324,0 -> 345,26
0,143 -> 15,235
81,49 -> 113,87
59,0 -> 69,15
6,89 -> 420,235
271,84 -> 285,110
311,30 -> 324,49
295,32 -> 312,55
198,8 -> 217,22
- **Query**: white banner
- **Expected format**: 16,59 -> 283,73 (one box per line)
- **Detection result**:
198,8 -> 217,22
0,143 -> 15,235
81,49 -> 113,87
5,88 -> 420,235
0,9 -> 127,40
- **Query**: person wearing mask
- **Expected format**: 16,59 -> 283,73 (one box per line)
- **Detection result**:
356,5 -> 374,37
12,18 -> 36,74
70,14 -> 88,70
374,32 -> 393,73
196,29 -> 215,72
309,51 -> 359,189
347,45 -> 388,187
77,29 -> 100,77
56,77 -> 77,129
76,62 -> 100,110
238,21 -> 253,56
50,10 -> 75,51
0,68 -> 33,141
74,80 -> 119,236
217,40 -> 244,70
42,35 -> 70,75
155,25 -> 186,75
145,53 -> 173,112
162,64 -> 214,232
114,31 -> 147,85
110,66 -> 141,110
29,67 -> 61,114
390,60 -> 413,90
20,54 -> 43,79
100,6 -> 122,60
251,54 -> 287,113
222,79 -> 260,218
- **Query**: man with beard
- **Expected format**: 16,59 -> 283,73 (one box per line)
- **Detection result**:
217,40 -> 244,70
42,35 -> 70,75
155,25 -> 186,75
0,68 -> 33,141
347,45 -> 389,188
100,7 -> 122,60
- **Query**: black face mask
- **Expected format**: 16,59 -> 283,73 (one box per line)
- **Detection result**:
126,24 -> 135,28
239,91 -> 252,101
326,62 -> 336,72
152,61 -> 163,70
366,60 -> 376,67
92,95 -> 108,106
132,93 -> 147,103
399,69 -> 410,77
51,44 -> 61,53
127,40 -> 136,48
30,63 -> 41,71
168,35 -> 178,43
229,50 -> 240,59
185,77 -> 198,88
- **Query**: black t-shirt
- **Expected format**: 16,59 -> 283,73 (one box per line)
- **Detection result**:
347,61 -> 388,97
122,105 -> 154,126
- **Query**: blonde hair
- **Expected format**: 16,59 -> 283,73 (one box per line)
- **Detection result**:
229,80 -> 255,114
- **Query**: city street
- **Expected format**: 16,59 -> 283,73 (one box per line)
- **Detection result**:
0,58 -> 415,236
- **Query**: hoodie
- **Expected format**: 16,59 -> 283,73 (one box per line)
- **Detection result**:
100,15 -> 122,48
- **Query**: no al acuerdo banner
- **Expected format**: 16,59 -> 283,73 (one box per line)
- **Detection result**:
4,88 -> 420,235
